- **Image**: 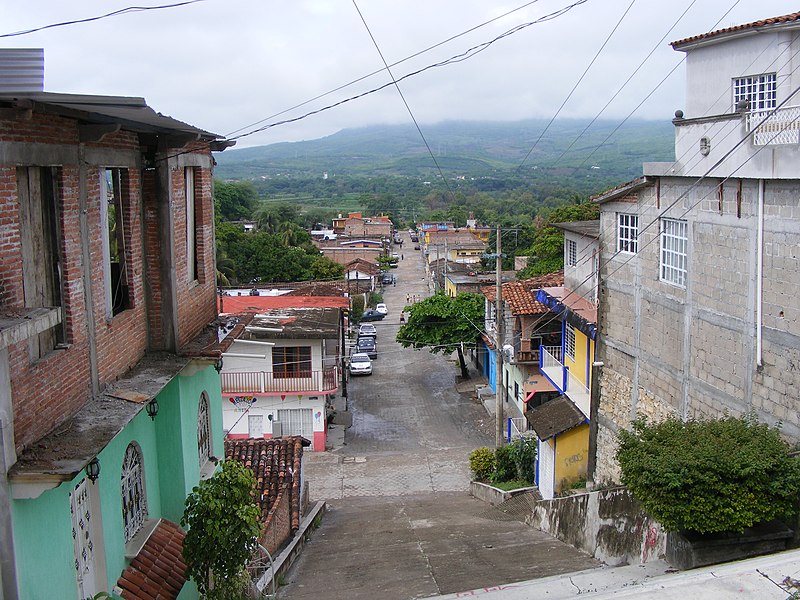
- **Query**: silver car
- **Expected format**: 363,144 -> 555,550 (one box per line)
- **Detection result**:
349,353 -> 373,376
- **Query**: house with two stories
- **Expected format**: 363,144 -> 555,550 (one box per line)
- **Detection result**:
218,295 -> 347,452
592,12 -> 800,483
0,54 -> 228,599
525,222 -> 598,499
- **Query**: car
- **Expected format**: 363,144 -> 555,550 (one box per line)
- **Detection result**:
349,353 -> 373,376
360,309 -> 386,322
414,244 -> 420,250
358,323 -> 377,338
355,336 -> 377,359
376,303 -> 388,315
381,273 -> 394,285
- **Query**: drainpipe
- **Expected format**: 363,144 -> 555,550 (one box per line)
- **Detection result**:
756,179 -> 764,368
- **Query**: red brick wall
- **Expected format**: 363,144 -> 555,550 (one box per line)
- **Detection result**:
259,486 -> 292,556
1,112 -> 218,451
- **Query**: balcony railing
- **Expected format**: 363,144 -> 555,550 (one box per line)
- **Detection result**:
513,337 -> 541,364
746,105 -> 800,146
539,346 -> 590,419
221,367 -> 338,394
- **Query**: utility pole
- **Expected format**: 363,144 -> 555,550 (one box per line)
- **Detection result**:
495,225 -> 504,448
444,238 -> 448,295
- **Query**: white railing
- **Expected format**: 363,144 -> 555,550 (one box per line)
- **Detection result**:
565,369 -> 591,419
221,368 -> 338,394
508,417 -> 525,442
746,105 -> 800,146
540,346 -> 564,393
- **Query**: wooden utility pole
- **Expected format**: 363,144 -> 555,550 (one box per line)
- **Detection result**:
495,225 -> 504,448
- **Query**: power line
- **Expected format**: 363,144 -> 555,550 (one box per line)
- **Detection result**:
0,0 -> 208,38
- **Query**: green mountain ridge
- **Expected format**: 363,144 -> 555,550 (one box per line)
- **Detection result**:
215,118 -> 675,182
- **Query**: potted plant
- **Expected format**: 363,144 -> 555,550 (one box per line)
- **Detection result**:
617,415 -> 800,569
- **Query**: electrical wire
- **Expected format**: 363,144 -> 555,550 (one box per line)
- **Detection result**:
0,0 -> 208,38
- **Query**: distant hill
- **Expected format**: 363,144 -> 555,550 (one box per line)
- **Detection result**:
214,119 -> 675,183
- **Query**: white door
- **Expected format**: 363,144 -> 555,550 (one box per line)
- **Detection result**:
248,414 -> 264,438
71,479 -> 100,599
278,408 -> 313,439
538,438 -> 555,500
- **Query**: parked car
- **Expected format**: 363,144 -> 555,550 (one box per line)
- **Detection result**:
360,309 -> 386,322
358,323 -> 378,338
376,303 -> 388,315
349,353 -> 373,376
381,273 -> 395,285
355,336 -> 377,359
414,244 -> 420,250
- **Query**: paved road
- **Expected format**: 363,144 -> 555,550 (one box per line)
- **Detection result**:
280,234 -> 599,599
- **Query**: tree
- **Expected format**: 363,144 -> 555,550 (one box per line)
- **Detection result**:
181,459 -> 261,598
396,292 -> 484,379
214,180 -> 257,221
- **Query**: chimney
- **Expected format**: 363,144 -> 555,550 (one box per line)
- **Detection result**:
0,48 -> 44,93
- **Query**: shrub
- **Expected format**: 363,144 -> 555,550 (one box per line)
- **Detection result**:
492,445 -> 516,483
469,447 -> 496,481
507,436 -> 537,483
617,415 -> 800,534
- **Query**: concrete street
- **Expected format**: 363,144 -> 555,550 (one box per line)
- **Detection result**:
279,233 -> 600,599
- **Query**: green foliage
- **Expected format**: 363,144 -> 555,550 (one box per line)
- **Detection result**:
351,295 -> 365,323
182,460 -> 261,598
492,445 -> 516,483
368,291 -> 383,307
469,447 -> 496,481
507,436 -> 537,483
396,292 -> 483,354
617,415 -> 800,534
214,180 -> 257,221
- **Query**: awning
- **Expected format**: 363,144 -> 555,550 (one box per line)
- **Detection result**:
536,287 -> 597,341
525,395 -> 587,441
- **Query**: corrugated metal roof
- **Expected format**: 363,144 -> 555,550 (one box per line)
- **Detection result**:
0,48 -> 44,93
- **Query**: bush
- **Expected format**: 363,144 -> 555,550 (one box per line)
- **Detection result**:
507,436 -> 537,483
469,447 -> 495,481
617,415 -> 800,534
492,445 -> 516,483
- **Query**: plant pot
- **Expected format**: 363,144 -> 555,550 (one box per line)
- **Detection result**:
665,520 -> 793,570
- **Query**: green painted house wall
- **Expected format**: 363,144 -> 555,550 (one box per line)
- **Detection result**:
11,364 -> 223,600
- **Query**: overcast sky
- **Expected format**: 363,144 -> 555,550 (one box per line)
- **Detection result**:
2,1 -> 798,147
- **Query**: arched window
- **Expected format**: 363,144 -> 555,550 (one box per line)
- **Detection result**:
197,392 -> 212,467
121,443 -> 147,543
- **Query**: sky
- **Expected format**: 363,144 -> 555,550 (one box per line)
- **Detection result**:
2,0 -> 799,148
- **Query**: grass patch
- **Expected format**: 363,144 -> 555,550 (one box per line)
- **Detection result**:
490,479 -> 531,491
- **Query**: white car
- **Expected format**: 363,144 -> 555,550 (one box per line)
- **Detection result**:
349,353 -> 373,376
376,303 -> 388,315
358,323 -> 378,338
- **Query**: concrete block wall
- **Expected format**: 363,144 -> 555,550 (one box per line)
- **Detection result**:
595,177 -> 800,483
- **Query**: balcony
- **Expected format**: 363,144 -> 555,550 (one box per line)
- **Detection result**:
539,346 -> 590,418
746,105 -> 800,146
221,367 -> 338,394
513,338 -> 541,365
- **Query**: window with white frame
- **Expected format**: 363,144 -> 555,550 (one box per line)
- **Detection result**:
197,392 -> 212,468
660,218 -> 688,287
566,239 -> 577,267
617,213 -> 639,254
121,443 -> 147,543
733,73 -> 776,111
564,324 -> 576,361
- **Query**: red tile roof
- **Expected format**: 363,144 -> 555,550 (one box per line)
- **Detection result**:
225,436 -> 308,532
671,13 -> 800,48
482,271 -> 564,315
116,519 -> 187,600
219,295 -> 348,314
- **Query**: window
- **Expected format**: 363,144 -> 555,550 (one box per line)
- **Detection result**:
564,324 -> 576,361
17,167 -> 65,358
273,346 -> 312,378
660,218 -> 688,287
121,443 -> 147,543
566,239 -> 577,267
185,168 -> 198,282
734,73 -> 776,111
101,169 -> 132,316
617,213 -> 639,254
197,392 -> 212,467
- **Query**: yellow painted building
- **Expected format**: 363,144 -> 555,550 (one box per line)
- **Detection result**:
553,423 -> 589,492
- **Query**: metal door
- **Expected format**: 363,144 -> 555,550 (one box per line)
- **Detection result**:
538,438 -> 555,500
278,408 -> 313,439
70,479 -> 98,599
248,414 -> 264,438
